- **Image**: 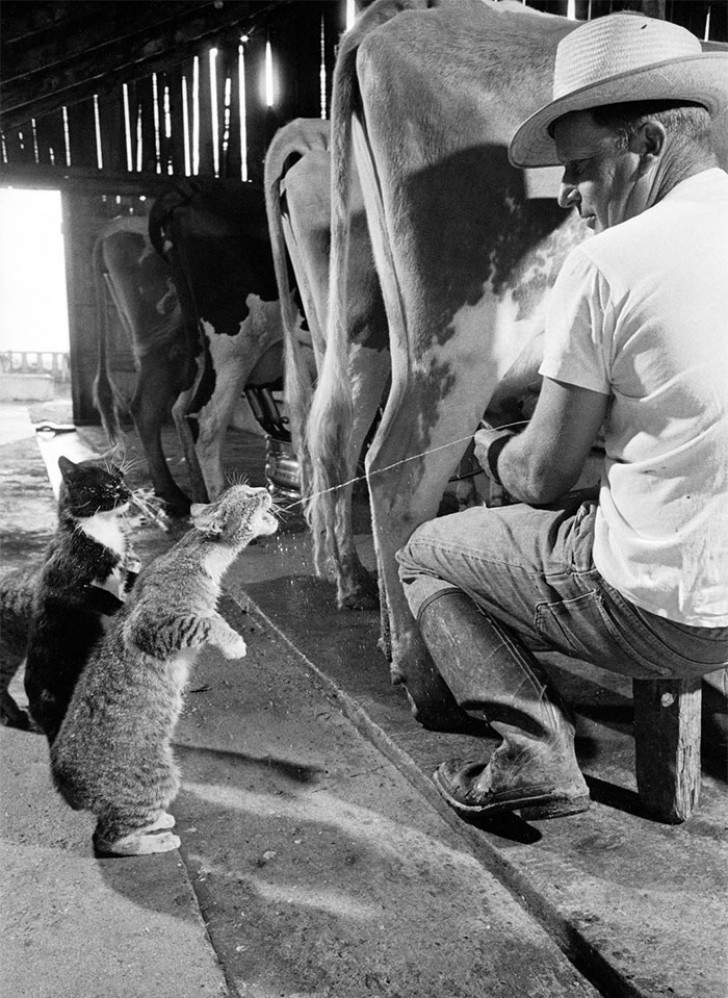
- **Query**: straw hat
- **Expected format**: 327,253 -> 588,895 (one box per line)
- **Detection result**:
509,13 -> 728,168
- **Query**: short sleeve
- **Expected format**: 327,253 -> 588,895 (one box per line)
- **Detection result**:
539,247 -> 612,395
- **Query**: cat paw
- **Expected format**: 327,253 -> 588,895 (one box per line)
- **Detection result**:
221,635 -> 247,660
147,811 -> 176,831
94,828 -> 181,856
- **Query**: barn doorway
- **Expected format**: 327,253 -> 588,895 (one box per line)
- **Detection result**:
0,187 -> 70,383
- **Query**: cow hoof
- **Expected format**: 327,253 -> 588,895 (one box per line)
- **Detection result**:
341,591 -> 380,612
339,574 -> 381,612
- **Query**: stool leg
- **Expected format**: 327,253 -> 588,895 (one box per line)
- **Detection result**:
633,677 -> 701,823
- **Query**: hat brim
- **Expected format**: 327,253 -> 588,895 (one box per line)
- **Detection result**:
509,53 -> 728,168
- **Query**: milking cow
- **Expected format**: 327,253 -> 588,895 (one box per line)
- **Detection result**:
306,0 -> 728,728
149,178 -> 309,502
305,0 -> 595,726
266,114 -> 552,614
93,215 -> 202,515
264,117 -> 389,608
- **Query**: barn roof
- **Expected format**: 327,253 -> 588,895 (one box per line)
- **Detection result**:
0,1 -> 294,132
0,1 -> 724,189
0,0 -> 345,187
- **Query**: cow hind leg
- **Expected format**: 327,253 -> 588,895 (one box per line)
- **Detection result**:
172,387 -> 209,504
334,344 -> 390,611
129,355 -> 191,517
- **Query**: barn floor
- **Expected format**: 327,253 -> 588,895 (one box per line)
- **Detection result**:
1,391 -> 726,998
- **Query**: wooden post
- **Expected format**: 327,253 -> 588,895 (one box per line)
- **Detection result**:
633,677 -> 702,823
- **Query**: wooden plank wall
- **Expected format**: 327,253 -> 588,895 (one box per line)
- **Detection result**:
1,1 -> 344,186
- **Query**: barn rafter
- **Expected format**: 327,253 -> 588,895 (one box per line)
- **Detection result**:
1,1 -> 723,189
0,0 -> 294,132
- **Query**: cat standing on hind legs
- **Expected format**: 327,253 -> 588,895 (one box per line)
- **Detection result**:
51,483 -> 278,857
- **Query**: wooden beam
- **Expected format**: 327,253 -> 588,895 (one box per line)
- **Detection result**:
1,1 -> 293,132
0,2 -> 102,47
1,2 -> 105,47
0,162 -> 175,196
2,2 -> 208,77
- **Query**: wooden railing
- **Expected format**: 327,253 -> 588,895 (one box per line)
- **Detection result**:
0,351 -> 71,382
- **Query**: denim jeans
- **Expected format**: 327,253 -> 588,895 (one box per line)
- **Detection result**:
396,495 -> 728,681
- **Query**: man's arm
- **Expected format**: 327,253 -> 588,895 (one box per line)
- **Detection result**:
474,376 -> 609,505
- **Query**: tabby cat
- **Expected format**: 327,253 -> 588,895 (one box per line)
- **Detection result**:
51,483 -> 278,857
0,456 -> 137,737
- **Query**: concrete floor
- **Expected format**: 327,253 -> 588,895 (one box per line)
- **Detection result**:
1,394 -> 726,998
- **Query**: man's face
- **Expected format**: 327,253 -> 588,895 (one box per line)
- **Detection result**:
553,110 -> 645,232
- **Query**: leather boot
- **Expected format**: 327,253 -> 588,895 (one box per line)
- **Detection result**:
417,590 -> 590,820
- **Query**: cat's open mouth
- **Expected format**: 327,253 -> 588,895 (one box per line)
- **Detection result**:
257,503 -> 279,534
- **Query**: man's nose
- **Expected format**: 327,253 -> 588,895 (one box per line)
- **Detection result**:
558,181 -> 579,210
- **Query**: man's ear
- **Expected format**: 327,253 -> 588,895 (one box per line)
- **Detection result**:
630,120 -> 666,164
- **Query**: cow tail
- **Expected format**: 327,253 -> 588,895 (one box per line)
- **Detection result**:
91,234 -> 125,448
263,124 -> 317,490
305,40 -> 361,580
305,2 -> 425,579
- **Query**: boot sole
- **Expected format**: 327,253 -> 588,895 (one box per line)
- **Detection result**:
433,768 -> 590,821
519,796 -> 591,820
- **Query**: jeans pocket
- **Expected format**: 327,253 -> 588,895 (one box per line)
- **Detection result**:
570,501 -> 598,575
536,588 -> 673,679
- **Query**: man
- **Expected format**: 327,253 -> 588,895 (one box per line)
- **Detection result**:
396,13 -> 728,821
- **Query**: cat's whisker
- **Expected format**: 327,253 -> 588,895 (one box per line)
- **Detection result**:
226,470 -> 250,489
129,488 -> 171,532
270,503 -> 293,523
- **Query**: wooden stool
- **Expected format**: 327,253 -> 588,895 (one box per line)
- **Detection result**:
633,677 -> 702,822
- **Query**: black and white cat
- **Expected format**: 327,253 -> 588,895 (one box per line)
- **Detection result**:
0,456 -> 138,737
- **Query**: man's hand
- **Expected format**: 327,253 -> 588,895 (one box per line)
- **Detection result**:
473,424 -> 516,484
474,379 -> 608,505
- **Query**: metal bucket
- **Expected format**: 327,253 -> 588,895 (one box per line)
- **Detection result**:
265,434 -> 301,503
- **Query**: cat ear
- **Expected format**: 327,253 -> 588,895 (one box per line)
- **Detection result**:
58,456 -> 79,481
190,503 -> 227,537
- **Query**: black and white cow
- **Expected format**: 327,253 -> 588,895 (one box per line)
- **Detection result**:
148,178 -> 307,502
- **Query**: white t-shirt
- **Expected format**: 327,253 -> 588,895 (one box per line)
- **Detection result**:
540,168 -> 728,627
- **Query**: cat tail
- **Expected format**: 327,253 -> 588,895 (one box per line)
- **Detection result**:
0,567 -> 38,729
0,566 -> 37,629
92,231 -> 127,451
